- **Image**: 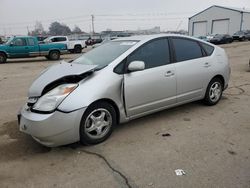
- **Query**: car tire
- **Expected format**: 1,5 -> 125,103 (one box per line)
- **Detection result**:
203,78 -> 223,106
80,102 -> 116,145
48,50 -> 60,60
74,45 -> 82,53
0,53 -> 7,64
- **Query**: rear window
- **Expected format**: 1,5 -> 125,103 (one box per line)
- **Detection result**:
200,43 -> 214,56
27,38 -> 35,46
51,37 -> 67,42
172,38 -> 203,62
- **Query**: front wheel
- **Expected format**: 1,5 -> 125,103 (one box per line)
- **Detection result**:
203,78 -> 223,106
80,102 -> 116,145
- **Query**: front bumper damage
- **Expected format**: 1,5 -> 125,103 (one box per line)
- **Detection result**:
18,104 -> 86,147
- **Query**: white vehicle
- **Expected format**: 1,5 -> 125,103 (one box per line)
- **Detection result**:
44,36 -> 87,53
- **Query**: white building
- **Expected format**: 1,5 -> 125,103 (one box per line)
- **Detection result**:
188,5 -> 250,36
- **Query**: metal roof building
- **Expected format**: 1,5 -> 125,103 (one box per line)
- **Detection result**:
188,5 -> 250,36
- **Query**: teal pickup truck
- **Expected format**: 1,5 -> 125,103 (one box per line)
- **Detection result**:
0,36 -> 68,63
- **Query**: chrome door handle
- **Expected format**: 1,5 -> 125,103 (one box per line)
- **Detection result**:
204,62 -> 211,67
165,71 -> 175,77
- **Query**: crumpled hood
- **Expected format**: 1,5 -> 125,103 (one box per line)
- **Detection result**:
28,61 -> 98,97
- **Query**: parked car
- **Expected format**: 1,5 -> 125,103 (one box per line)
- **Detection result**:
85,37 -> 103,46
210,34 -> 233,44
92,37 -> 118,48
232,30 -> 250,41
0,36 -> 67,63
206,34 -> 215,42
18,34 -> 230,147
196,36 -> 208,42
44,36 -> 86,53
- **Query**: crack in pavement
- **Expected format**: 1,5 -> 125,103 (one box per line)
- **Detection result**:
79,149 -> 133,188
224,83 -> 250,96
0,77 -> 7,82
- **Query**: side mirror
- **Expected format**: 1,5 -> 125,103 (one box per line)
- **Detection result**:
128,61 -> 145,72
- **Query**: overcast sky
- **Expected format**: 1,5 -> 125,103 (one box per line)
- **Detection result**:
0,0 -> 250,35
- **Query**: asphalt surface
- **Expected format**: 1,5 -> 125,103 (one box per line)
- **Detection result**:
0,44 -> 250,188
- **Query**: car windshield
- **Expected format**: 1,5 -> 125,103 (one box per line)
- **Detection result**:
234,31 -> 244,35
43,37 -> 52,42
6,37 -> 14,44
73,40 -> 138,69
214,34 -> 223,38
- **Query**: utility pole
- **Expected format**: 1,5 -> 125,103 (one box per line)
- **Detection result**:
91,15 -> 95,35
27,26 -> 30,35
176,20 -> 183,31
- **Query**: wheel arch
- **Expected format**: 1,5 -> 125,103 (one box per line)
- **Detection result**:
74,44 -> 82,48
211,74 -> 225,88
49,49 -> 60,54
0,51 -> 7,58
85,98 -> 120,125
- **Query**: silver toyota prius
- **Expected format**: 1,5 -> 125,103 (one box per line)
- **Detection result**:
18,34 -> 230,147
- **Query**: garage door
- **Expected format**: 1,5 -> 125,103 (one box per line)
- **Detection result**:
193,22 -> 207,36
212,19 -> 229,34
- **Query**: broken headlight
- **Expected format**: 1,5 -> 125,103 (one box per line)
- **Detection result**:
32,84 -> 78,112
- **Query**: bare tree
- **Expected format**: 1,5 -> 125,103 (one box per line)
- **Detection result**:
29,21 -> 46,36
49,22 -> 71,35
72,25 -> 82,34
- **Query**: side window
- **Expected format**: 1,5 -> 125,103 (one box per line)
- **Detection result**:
127,38 -> 170,69
172,38 -> 203,62
27,38 -> 35,46
13,38 -> 26,46
58,37 -> 67,42
52,37 -> 66,42
200,43 -> 214,56
114,58 -> 126,74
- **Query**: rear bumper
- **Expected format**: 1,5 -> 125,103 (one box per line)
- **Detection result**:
18,105 -> 86,147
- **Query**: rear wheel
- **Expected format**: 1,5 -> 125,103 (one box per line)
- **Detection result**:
203,78 -> 223,106
0,53 -> 7,64
74,45 -> 82,53
48,50 -> 60,60
80,102 -> 116,145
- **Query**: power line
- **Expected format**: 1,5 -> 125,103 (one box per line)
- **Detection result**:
0,12 -> 191,35
0,12 -> 194,26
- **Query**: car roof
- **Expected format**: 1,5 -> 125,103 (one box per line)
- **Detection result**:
114,34 -> 199,43
48,36 -> 67,38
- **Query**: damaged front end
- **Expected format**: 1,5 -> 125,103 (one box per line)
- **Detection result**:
27,61 -> 98,112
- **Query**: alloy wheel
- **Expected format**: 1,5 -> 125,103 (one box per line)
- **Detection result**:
209,82 -> 222,103
84,108 -> 112,139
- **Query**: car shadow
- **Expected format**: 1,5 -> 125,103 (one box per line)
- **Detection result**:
0,121 -> 51,162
